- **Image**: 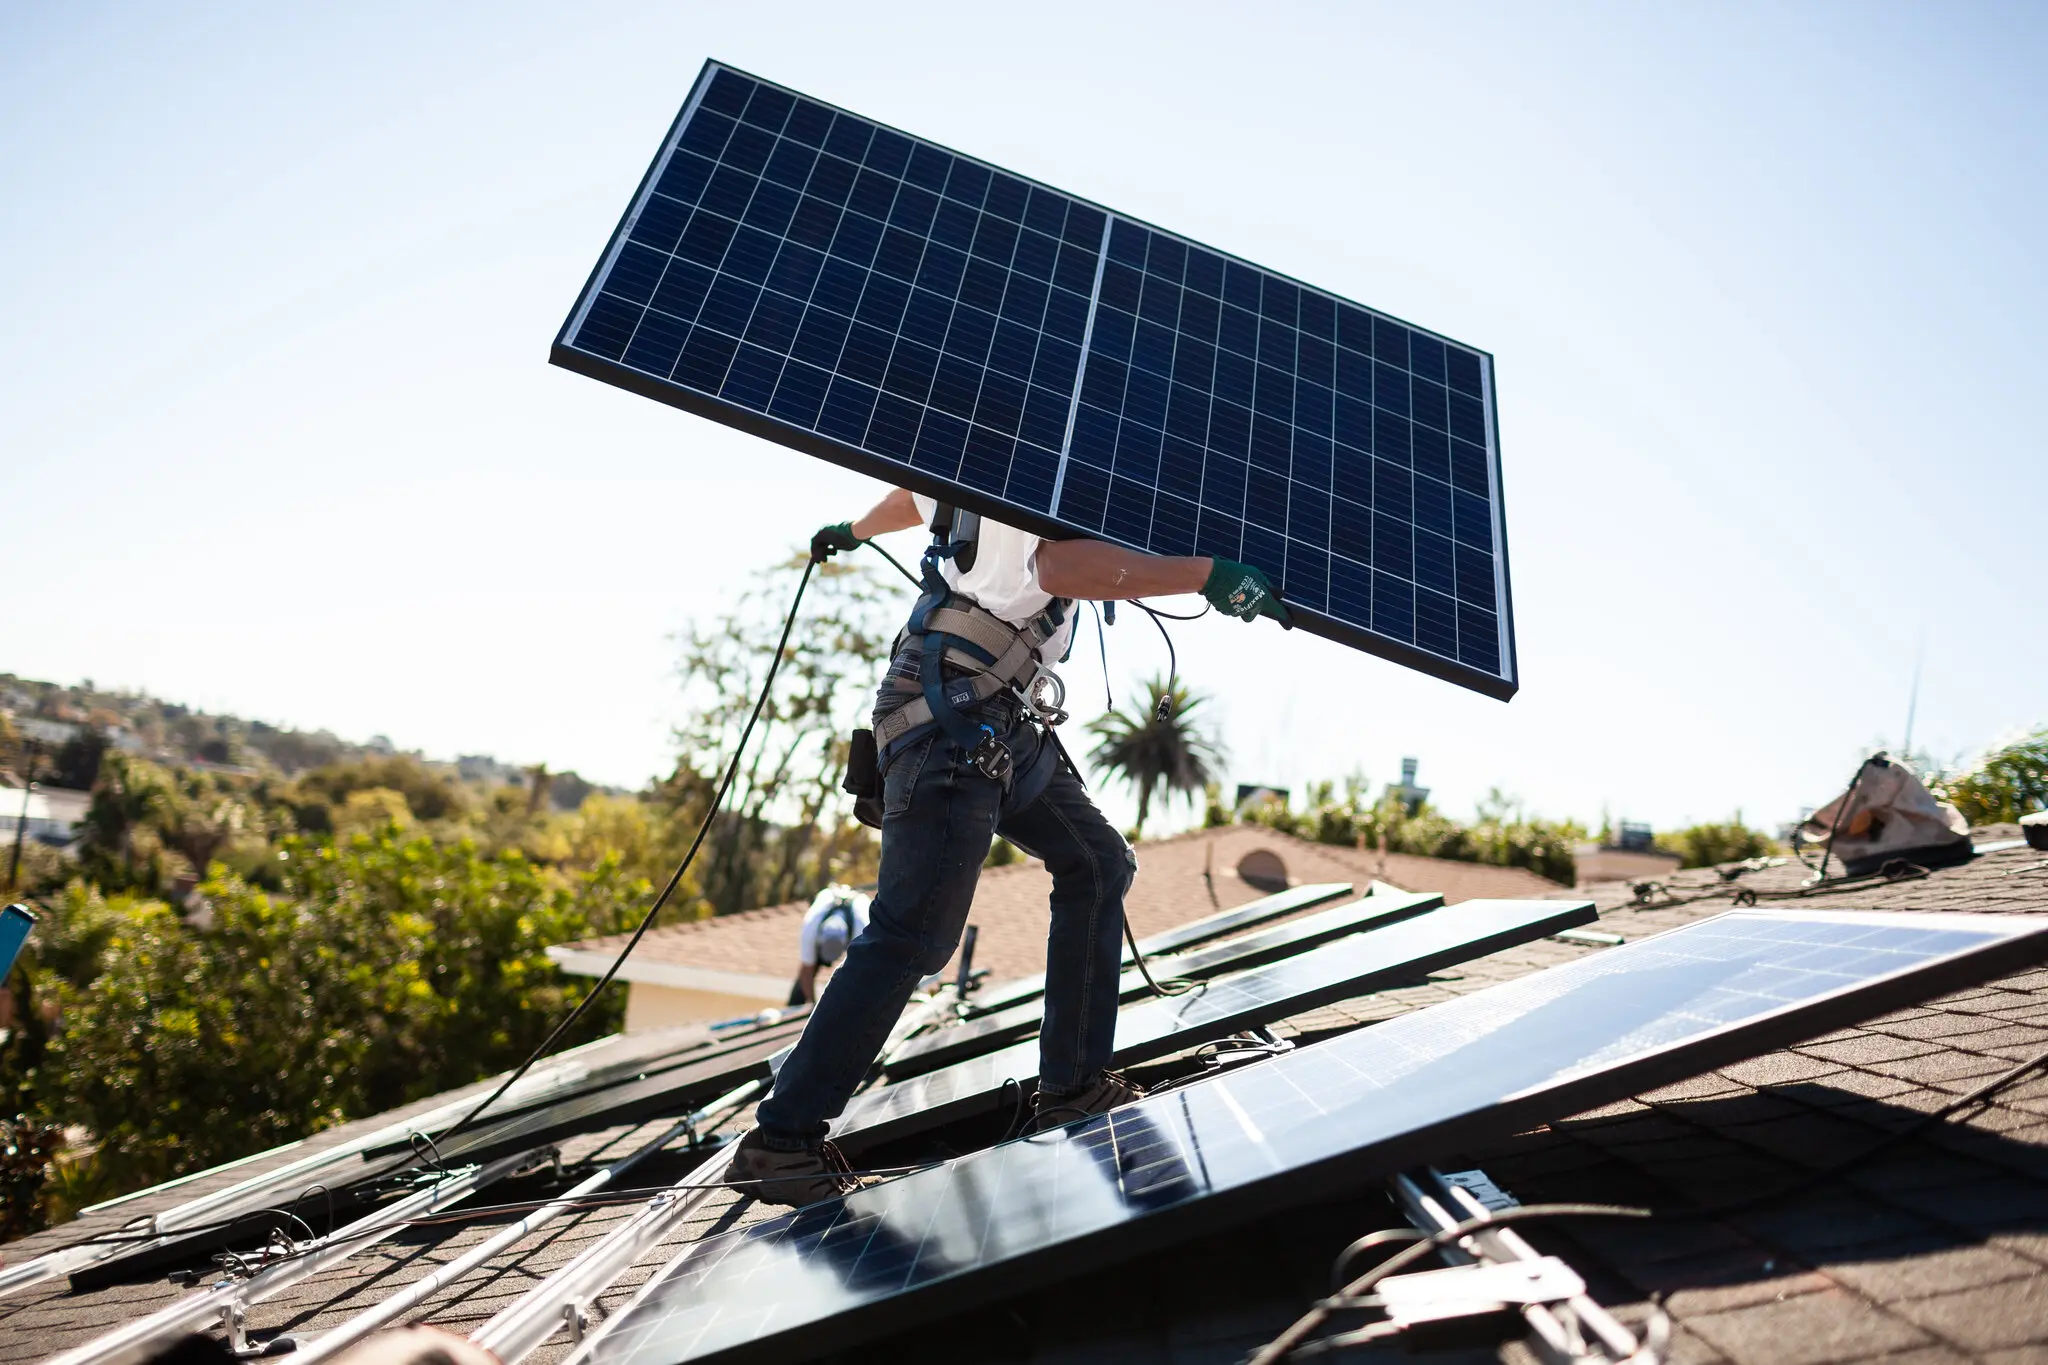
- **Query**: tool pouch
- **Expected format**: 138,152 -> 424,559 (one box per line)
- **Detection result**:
845,728 -> 884,829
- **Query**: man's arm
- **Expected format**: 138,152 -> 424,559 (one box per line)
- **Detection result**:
794,962 -> 818,1003
1035,539 -> 1208,602
851,488 -> 922,540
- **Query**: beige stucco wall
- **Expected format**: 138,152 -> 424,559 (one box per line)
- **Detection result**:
623,981 -> 787,1032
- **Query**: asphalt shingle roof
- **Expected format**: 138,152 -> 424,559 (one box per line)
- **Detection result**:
7,834 -> 2048,1364
557,824 -> 1567,990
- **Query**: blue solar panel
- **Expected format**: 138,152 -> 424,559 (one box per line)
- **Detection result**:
554,61 -> 1517,698
566,909 -> 2048,1365
886,887 -> 1445,1078
834,896 -> 1590,1151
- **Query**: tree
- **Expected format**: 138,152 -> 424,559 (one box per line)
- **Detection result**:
1936,728 -> 2048,826
39,829 -> 640,1195
79,753 -> 176,890
673,555 -> 894,915
1086,678 -> 1226,836
1656,818 -> 1777,869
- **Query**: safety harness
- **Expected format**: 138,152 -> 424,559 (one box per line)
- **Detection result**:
871,505 -> 1073,793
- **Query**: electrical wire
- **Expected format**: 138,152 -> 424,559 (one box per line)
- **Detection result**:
1244,1203 -> 1652,1365
399,556 -> 822,1168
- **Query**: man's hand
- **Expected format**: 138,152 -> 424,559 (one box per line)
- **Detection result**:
809,522 -> 861,563
1202,559 -> 1291,625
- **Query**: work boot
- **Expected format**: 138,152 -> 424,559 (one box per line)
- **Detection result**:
725,1128 -> 860,1207
1027,1070 -> 1146,1133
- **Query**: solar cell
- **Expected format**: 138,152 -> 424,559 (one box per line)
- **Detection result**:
553,61 -> 1517,698
887,887 -> 1444,1078
960,881 -> 1356,1018
835,897 -> 1589,1152
566,909 -> 2048,1365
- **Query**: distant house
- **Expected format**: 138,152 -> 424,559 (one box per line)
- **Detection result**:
1571,819 -> 1683,885
12,717 -> 81,749
0,785 -> 93,844
547,824 -> 1566,1031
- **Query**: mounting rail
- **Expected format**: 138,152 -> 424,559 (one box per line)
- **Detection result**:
44,1148 -> 547,1365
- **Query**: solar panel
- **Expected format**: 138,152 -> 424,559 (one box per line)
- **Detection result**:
964,881 -> 1357,1018
836,897 -> 1590,1152
552,62 -> 1517,699
59,1025 -> 737,1292
356,1011 -> 812,1162
887,887 -> 1444,1078
403,1019 -> 813,1169
566,909 -> 2048,1365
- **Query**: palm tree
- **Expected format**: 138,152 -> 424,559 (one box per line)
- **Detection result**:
1086,677 -> 1226,837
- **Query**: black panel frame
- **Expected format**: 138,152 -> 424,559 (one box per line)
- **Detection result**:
550,59 -> 1518,701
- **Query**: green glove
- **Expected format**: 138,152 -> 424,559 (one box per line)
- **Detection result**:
1203,558 -> 1291,625
809,522 -> 860,563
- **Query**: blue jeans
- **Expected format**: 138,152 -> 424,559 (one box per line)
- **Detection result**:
755,703 -> 1134,1146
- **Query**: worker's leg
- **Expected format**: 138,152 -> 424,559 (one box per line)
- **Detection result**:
754,730 -> 1001,1145
997,762 -> 1134,1097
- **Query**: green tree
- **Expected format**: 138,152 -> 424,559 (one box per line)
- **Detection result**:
1086,678 -> 1226,836
1656,817 -> 1777,869
673,555 -> 893,915
1936,728 -> 2048,825
39,828 -> 638,1196
78,753 -> 177,891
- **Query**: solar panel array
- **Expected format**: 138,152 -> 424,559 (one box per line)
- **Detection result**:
887,888 -> 1444,1077
554,61 -> 1517,698
961,882 -> 1355,1018
836,897 -> 1589,1151
570,910 -> 2048,1365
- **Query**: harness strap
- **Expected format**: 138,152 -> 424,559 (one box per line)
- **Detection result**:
874,673 -> 1009,749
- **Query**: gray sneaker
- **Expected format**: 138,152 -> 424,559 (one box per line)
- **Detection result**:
725,1129 -> 860,1207
1028,1070 -> 1146,1133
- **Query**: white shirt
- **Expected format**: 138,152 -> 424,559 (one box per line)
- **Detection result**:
798,887 -> 871,968
910,494 -> 1076,663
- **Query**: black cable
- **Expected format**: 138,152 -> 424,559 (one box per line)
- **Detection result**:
862,538 -> 922,589
1131,602 -> 1181,721
408,557 -> 821,1165
1092,602 -> 1113,709
1814,755 -> 1876,884
1130,598 -> 1210,622
1244,1203 -> 1651,1364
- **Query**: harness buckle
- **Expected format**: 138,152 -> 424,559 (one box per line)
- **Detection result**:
968,729 -> 1014,782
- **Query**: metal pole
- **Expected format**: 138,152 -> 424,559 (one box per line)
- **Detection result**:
43,1148 -> 544,1365
6,742 -> 37,893
469,1079 -> 766,1363
293,1114 -> 703,1363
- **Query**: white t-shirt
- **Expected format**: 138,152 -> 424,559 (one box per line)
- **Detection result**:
798,887 -> 871,967
910,494 -> 1076,662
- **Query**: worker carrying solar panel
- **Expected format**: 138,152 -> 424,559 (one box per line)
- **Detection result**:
789,882 -> 872,1005
726,486 -> 1288,1203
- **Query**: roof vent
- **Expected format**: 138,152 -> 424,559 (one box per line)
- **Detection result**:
1237,848 -> 1290,893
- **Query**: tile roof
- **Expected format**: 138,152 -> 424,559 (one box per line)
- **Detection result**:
554,823 -> 1567,988
10,838 -> 2048,1363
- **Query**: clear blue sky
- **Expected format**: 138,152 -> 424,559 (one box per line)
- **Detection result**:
3,1 -> 2042,835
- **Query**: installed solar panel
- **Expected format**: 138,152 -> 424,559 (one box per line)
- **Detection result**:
404,1020 -> 811,1169
553,62 -> 1517,698
836,897 -> 1589,1151
566,909 -> 2048,1365
887,887 -> 1445,1078
61,1024 -> 736,1291
961,881 -> 1355,1018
